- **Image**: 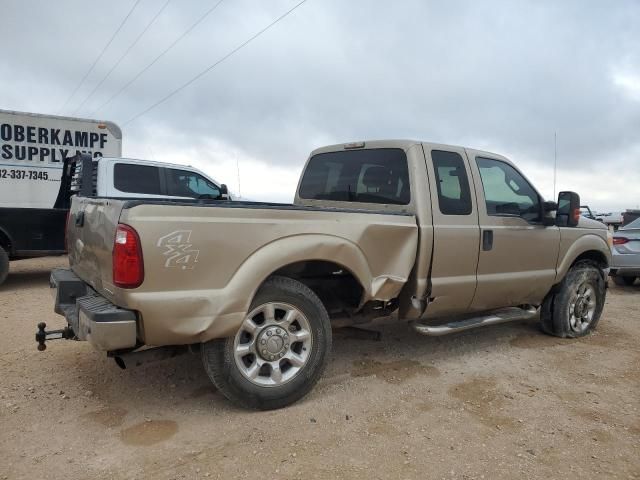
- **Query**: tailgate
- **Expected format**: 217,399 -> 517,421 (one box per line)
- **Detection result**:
67,196 -> 126,297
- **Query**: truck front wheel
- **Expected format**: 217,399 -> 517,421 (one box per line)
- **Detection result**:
201,276 -> 332,410
0,247 -> 9,286
541,261 -> 605,338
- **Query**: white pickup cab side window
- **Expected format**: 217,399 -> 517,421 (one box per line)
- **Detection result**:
165,168 -> 220,198
113,163 -> 163,195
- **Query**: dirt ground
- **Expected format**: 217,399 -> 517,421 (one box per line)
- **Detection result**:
0,257 -> 638,480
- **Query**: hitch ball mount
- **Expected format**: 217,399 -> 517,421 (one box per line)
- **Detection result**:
35,322 -> 75,351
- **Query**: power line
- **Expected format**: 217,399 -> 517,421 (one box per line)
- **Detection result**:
58,0 -> 142,114
123,0 -> 310,126
72,0 -> 172,116
89,0 -> 226,117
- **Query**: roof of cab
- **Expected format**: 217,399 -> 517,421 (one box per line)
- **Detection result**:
310,139 -> 508,162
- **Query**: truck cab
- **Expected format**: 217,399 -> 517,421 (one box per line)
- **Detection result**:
94,157 -> 228,200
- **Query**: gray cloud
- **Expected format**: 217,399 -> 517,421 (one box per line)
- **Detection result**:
2,0 -> 639,208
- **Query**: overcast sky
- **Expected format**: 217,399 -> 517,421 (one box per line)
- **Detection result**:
2,0 -> 639,209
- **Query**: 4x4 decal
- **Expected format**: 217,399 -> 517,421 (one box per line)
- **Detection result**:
156,230 -> 200,269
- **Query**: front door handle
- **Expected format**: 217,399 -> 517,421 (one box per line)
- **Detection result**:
482,230 -> 493,251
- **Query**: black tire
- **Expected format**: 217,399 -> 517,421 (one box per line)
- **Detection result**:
612,275 -> 636,287
201,276 -> 332,410
0,247 -> 9,286
539,290 -> 555,335
543,261 -> 606,338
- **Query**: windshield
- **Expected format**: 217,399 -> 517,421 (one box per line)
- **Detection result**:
298,148 -> 410,205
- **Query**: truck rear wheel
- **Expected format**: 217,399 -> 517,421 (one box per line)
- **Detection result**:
541,261 -> 605,338
201,276 -> 332,410
0,247 -> 9,286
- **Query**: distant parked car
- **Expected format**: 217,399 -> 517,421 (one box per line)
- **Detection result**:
595,211 -> 623,231
580,205 -> 598,220
610,217 -> 640,286
622,209 -> 640,227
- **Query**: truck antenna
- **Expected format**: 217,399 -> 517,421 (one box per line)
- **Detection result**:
553,132 -> 558,198
236,153 -> 241,198
553,131 -> 557,199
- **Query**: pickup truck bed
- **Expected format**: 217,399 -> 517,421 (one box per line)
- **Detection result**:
68,197 -> 418,347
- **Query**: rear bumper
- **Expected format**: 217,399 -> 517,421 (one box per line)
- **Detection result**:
50,268 -> 138,351
611,267 -> 640,277
610,251 -> 640,277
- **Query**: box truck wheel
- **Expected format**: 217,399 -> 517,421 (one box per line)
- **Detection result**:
201,275 -> 332,410
0,247 -> 8,286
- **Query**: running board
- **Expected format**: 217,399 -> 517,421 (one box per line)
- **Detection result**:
411,306 -> 538,336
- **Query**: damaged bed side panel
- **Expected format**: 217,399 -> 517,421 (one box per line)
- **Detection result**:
113,204 -> 418,346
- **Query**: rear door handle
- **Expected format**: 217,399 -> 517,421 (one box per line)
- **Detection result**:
75,210 -> 85,227
482,230 -> 493,251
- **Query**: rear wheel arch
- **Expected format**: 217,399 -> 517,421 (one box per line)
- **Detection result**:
225,235 -> 374,319
268,260 -> 367,316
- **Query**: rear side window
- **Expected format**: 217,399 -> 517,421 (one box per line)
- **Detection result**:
113,163 -> 162,195
431,150 -> 472,215
165,168 -> 220,198
298,148 -> 410,205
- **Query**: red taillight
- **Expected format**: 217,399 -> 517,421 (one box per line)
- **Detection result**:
613,237 -> 629,245
113,224 -> 144,288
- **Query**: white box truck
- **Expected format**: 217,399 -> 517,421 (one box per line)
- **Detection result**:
0,110 -> 122,286
0,110 -> 229,285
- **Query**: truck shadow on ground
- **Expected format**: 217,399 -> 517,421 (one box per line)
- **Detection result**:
1,269 -> 52,291
70,316 -> 574,414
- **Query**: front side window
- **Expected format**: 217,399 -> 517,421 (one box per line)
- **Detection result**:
431,150 -> 472,215
114,163 -> 162,195
476,157 -> 540,222
165,169 -> 220,198
298,148 -> 410,205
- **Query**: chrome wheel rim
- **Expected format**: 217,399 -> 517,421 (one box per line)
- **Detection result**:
233,302 -> 312,387
568,281 -> 597,333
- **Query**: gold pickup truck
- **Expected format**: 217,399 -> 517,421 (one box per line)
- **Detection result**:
41,140 -> 612,409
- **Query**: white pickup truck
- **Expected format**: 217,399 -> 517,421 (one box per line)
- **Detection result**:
0,150 -> 229,285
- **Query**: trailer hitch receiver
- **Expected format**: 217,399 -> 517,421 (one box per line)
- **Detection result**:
35,322 -> 75,351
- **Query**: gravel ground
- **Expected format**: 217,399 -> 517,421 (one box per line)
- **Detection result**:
1,257 -> 638,480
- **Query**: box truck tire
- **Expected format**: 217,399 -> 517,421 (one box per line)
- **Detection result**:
0,247 -> 8,286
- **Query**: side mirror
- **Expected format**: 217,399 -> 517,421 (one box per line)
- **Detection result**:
543,201 -> 558,212
556,191 -> 580,227
219,183 -> 229,200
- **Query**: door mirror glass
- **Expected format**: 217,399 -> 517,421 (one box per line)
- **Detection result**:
556,191 -> 580,227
